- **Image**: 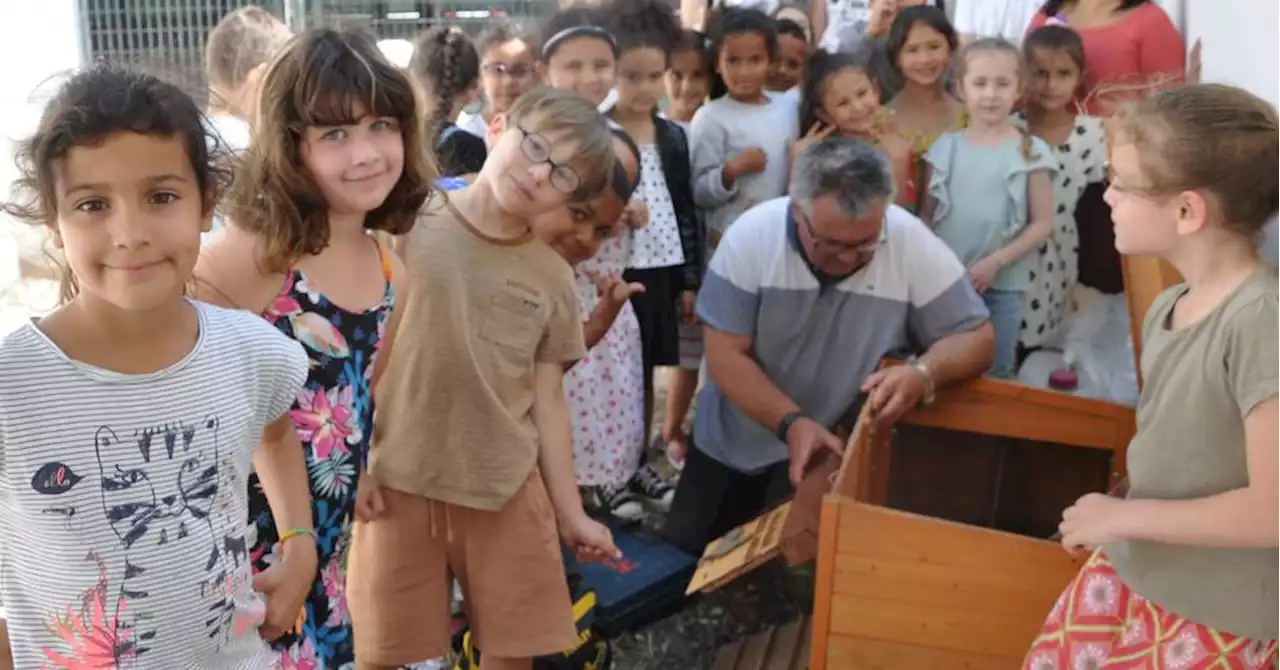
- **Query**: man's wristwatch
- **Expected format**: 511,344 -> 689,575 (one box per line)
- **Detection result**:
775,411 -> 806,442
907,356 -> 936,406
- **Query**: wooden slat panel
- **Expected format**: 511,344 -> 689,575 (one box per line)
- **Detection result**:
713,639 -> 744,670
822,501 -> 1079,661
737,630 -> 774,670
808,499 -> 841,670
764,619 -> 806,670
899,377 -> 1136,452
686,502 -> 791,594
826,633 -> 1011,670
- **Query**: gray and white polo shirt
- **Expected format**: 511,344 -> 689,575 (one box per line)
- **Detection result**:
693,196 -> 989,473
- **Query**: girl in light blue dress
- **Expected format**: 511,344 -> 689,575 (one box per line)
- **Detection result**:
921,37 -> 1058,378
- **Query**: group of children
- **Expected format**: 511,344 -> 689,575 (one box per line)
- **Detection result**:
0,0 -> 1275,669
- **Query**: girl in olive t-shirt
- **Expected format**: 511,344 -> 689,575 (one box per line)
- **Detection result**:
1023,84 -> 1278,667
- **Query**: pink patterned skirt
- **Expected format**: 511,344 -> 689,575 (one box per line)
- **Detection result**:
1023,552 -> 1277,669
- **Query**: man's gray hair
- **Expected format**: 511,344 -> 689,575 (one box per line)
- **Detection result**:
790,138 -> 897,219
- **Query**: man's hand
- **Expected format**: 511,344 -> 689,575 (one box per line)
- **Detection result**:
254,537 -> 318,641
861,365 -> 927,426
785,417 -> 844,486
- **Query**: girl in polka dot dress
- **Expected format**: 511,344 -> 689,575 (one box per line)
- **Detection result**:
604,1 -> 703,514
1017,25 -> 1107,351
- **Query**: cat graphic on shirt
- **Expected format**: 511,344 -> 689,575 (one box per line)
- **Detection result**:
92,415 -> 252,663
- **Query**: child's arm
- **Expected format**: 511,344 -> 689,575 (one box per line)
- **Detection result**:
1,617 -> 11,670
248,329 -> 317,641
969,169 -> 1054,291
1062,298 -> 1279,551
355,249 -> 407,521
691,115 -> 750,209
251,415 -> 319,641
994,168 -> 1055,264
917,163 -> 938,223
532,362 -> 619,558
809,0 -> 827,47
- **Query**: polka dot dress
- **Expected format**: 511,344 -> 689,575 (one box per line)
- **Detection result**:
1018,115 -> 1107,349
626,145 -> 686,271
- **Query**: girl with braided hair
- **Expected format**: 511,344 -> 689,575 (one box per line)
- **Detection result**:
410,26 -> 488,177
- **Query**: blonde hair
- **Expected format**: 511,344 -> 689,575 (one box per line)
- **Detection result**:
953,37 -> 1037,161
205,6 -> 292,115
504,86 -> 615,201
1107,83 -> 1279,235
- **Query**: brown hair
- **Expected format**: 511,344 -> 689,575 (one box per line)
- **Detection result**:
953,37 -> 1039,161
2,66 -> 228,303
227,28 -> 436,274
410,26 -> 480,141
503,86 -> 616,201
204,6 -> 291,115
1108,83 -> 1280,234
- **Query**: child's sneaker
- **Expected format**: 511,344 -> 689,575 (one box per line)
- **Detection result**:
628,463 -> 675,512
597,483 -> 645,522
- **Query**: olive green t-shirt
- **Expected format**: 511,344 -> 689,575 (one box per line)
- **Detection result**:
1105,264 -> 1278,639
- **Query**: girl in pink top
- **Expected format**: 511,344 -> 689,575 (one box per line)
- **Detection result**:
1025,0 -> 1184,114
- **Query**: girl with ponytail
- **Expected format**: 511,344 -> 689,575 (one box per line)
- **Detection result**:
410,26 -> 488,177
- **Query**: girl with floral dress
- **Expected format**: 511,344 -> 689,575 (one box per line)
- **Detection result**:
194,28 -> 434,668
1016,25 -> 1107,351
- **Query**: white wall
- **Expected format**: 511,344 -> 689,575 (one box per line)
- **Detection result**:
0,0 -> 82,333
1183,0 -> 1279,108
1179,0 -> 1279,263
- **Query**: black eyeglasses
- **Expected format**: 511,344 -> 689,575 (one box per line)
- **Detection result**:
516,124 -> 581,194
797,207 -> 885,254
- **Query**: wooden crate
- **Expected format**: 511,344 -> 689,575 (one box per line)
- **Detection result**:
808,499 -> 1081,670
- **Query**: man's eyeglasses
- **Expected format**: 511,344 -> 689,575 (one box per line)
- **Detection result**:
517,124 -> 581,195
482,63 -> 533,80
797,207 -> 885,255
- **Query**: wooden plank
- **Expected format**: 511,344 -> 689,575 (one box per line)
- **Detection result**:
737,630 -> 774,670
821,501 -> 1077,660
808,499 -> 841,670
712,639 -> 745,670
686,503 -> 791,594
826,633 -> 1011,670
899,376 -> 1136,452
764,620 -> 804,670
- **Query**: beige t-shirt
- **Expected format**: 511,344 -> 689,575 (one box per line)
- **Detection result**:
371,196 -> 585,511
1105,264 -> 1278,639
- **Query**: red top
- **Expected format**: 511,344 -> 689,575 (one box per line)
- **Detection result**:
1026,3 -> 1185,114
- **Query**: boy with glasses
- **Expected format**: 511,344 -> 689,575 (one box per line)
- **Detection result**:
349,87 -> 621,670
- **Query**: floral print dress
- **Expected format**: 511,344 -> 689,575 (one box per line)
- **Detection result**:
247,241 -> 394,670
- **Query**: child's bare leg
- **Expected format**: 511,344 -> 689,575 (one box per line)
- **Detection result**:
662,366 -> 699,460
480,656 -> 534,670
0,618 -> 12,670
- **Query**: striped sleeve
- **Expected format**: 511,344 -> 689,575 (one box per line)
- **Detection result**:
695,218 -> 763,337
257,326 -> 308,427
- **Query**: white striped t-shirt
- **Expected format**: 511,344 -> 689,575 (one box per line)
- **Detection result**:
0,300 -> 307,669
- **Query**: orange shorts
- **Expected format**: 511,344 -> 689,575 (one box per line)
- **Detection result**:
348,471 -> 577,666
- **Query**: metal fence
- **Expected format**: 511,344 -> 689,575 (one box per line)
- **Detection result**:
78,0 -> 553,104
